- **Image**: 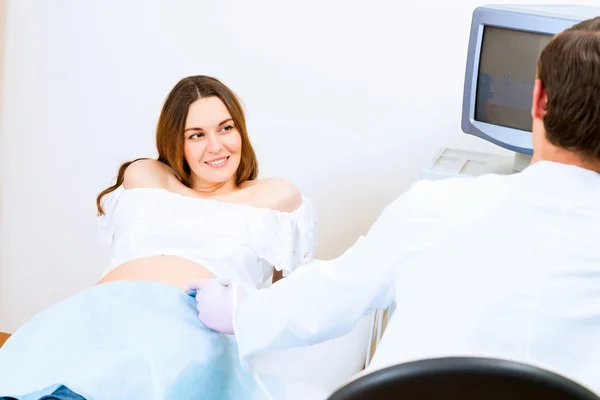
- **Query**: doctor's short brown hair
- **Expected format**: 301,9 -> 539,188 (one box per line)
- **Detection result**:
536,17 -> 600,160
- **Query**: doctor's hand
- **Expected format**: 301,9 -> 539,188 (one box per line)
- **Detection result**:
187,279 -> 248,335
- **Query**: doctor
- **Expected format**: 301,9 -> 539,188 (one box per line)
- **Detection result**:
190,16 -> 600,393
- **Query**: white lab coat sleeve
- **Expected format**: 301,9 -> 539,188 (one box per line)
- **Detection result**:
233,181 -> 432,368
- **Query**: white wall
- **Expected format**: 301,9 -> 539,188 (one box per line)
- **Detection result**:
1,0 -> 598,332
0,0 -> 5,329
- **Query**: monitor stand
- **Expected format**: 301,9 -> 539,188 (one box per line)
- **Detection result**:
421,148 -> 533,181
422,148 -> 516,181
513,152 -> 533,173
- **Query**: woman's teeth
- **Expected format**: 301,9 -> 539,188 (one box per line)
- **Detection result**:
206,157 -> 228,166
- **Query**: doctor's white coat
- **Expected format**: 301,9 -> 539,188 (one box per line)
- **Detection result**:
235,160 -> 600,394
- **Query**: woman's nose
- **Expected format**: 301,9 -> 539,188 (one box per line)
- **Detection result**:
207,135 -> 223,153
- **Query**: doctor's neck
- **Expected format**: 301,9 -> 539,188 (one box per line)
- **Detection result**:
532,141 -> 600,174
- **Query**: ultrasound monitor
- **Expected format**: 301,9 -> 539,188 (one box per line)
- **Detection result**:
461,5 -> 600,161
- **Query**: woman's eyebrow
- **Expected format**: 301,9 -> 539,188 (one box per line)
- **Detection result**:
184,118 -> 233,133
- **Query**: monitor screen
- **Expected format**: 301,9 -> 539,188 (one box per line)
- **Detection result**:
475,26 -> 553,132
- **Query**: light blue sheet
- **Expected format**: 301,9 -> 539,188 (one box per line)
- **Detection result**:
0,280 -> 279,399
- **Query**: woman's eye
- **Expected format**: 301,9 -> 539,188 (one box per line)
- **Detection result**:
189,132 -> 204,139
221,125 -> 234,133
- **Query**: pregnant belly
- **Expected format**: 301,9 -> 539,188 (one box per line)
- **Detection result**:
97,256 -> 216,290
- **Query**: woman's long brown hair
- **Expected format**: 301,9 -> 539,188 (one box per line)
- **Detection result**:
96,76 -> 259,216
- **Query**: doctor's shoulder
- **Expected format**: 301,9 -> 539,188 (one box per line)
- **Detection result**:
243,177 -> 303,213
393,174 -> 509,213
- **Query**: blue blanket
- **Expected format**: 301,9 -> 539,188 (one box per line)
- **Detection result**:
0,280 -> 280,399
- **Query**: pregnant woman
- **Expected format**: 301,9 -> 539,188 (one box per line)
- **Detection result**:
0,75 -> 318,400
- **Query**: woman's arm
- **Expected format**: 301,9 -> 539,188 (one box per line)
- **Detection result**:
256,177 -> 306,285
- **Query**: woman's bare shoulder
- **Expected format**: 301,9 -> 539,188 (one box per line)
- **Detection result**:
246,178 -> 303,213
122,159 -> 176,189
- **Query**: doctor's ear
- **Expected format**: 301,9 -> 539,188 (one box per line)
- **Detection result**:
531,79 -> 548,120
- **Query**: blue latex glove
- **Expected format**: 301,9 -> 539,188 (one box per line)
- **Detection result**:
188,278 -> 248,334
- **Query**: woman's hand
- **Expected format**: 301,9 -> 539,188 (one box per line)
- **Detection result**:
188,279 -> 247,334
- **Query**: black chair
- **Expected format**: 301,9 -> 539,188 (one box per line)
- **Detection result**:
327,357 -> 600,400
